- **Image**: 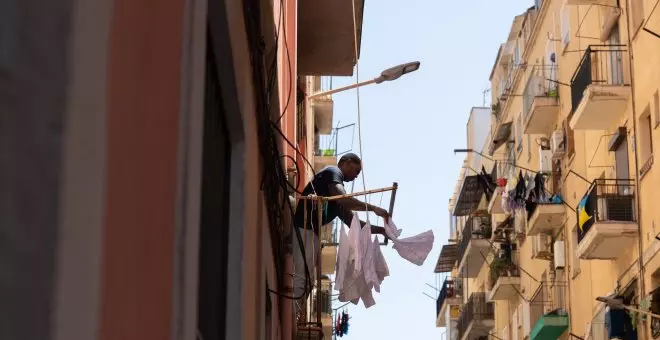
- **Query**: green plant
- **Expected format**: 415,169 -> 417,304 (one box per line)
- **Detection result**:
546,88 -> 558,98
489,257 -> 509,286
321,149 -> 335,156
491,101 -> 501,117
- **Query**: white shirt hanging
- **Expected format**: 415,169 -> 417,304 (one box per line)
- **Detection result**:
383,219 -> 434,266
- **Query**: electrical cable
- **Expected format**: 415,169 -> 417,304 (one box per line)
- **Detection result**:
242,0 -> 314,303
350,0 -> 370,220
274,0 -> 293,125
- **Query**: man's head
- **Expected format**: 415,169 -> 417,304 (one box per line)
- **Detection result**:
337,153 -> 362,181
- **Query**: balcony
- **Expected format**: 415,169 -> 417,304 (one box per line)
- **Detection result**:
457,292 -> 495,340
457,215 -> 492,278
576,179 -> 637,260
488,250 -> 520,301
530,282 -> 569,340
526,203 -> 566,236
298,283 -> 333,339
523,69 -> 560,135
436,278 -> 463,327
298,0 -> 364,76
313,150 -> 337,173
311,77 -> 334,134
569,45 -> 631,131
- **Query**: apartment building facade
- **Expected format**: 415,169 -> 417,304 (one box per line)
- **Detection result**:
434,0 -> 660,339
1,0 -> 360,339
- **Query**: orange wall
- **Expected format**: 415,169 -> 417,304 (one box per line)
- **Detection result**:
100,0 -> 184,338
276,0 -> 298,169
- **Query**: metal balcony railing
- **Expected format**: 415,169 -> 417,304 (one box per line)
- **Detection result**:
488,249 -> 520,290
522,65 -> 558,124
458,215 -> 492,264
570,45 -> 628,113
315,124 -> 355,157
320,76 -> 332,92
530,281 -> 568,328
457,292 -> 494,340
436,279 -> 460,318
577,179 -> 636,243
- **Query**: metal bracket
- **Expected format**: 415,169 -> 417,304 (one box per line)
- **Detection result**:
380,182 -> 398,246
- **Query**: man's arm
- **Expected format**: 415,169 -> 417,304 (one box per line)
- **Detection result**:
338,205 -> 387,236
328,183 -> 388,216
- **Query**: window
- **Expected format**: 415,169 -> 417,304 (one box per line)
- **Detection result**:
563,115 -> 575,159
639,105 -> 653,162
516,114 -> 523,153
654,90 -> 659,128
631,0 -> 645,33
560,4 -> 571,47
571,224 -> 581,278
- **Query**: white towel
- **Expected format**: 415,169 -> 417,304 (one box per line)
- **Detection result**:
383,219 -> 434,266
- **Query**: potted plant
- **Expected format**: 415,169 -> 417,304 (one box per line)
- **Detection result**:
491,101 -> 501,118
489,256 -> 509,288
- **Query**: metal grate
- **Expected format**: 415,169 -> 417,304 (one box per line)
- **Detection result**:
457,292 -> 494,340
570,45 -> 628,113
577,178 -> 636,243
457,215 -> 492,266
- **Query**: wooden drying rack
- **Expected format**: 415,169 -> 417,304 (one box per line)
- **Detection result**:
296,182 -> 398,327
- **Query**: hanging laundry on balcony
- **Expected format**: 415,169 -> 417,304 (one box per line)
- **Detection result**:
335,215 -> 432,307
335,216 -> 385,308
383,219 -> 435,266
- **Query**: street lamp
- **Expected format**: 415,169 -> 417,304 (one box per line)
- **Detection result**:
596,296 -> 660,318
306,61 -> 421,99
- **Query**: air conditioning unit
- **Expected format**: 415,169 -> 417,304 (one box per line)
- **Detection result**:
532,235 -> 553,260
550,129 -> 565,159
553,240 -> 566,269
539,145 -> 553,173
521,302 -> 531,338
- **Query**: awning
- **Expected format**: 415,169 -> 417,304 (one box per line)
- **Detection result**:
488,121 -> 513,155
453,175 -> 484,216
434,244 -> 459,273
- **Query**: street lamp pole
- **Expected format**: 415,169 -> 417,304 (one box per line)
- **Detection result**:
307,61 -> 421,99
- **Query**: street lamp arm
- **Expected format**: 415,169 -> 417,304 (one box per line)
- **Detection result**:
307,78 -> 377,99
306,61 -> 420,99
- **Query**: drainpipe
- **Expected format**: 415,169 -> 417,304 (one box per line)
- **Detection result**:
622,0 -> 646,304
282,200 -> 294,340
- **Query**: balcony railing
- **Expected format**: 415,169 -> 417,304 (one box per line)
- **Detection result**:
436,279 -> 459,317
522,66 -> 558,124
570,45 -> 628,114
457,215 -> 492,264
577,179 -> 636,243
457,292 -> 494,340
321,76 -> 332,92
315,124 -> 355,157
488,249 -> 520,290
530,281 -> 568,337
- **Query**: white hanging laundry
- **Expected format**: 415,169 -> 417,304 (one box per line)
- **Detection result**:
365,236 -> 390,293
335,215 -> 384,309
383,219 -> 435,266
334,225 -> 350,292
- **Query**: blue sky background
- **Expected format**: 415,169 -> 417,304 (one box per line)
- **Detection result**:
329,0 -> 531,338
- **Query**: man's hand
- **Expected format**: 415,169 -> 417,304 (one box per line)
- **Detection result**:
372,207 -> 390,221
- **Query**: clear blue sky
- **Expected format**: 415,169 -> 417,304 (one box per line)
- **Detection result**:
329,0 -> 531,338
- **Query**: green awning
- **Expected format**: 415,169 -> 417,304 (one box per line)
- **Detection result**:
530,314 -> 569,340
